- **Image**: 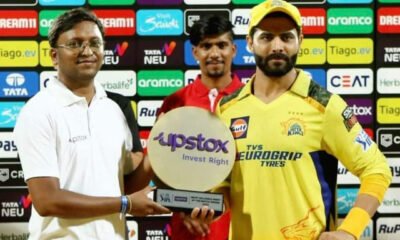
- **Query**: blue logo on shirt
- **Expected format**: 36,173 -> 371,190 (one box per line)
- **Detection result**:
0,72 -> 39,98
137,9 -> 183,36
0,102 -> 25,128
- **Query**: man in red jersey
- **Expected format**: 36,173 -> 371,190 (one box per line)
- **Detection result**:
157,14 -> 244,240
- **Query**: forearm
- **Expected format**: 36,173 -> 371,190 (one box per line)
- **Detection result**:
124,155 -> 154,194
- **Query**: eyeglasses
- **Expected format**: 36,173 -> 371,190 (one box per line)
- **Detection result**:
55,40 -> 105,53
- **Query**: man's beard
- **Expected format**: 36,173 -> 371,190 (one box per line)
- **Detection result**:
255,53 -> 298,77
205,60 -> 225,78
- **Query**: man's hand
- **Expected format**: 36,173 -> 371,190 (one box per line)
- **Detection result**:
181,206 -> 215,237
319,230 -> 356,240
127,186 -> 170,216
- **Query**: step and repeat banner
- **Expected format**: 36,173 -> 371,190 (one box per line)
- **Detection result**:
0,0 -> 399,239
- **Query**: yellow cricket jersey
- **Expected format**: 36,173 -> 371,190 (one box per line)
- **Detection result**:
216,69 -> 392,240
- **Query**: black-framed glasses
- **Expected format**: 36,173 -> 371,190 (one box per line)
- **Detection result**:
56,40 -> 105,53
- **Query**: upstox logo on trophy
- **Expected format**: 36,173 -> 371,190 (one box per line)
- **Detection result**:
148,107 -> 235,215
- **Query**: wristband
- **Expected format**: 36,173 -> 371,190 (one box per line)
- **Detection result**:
337,207 -> 370,240
120,195 -> 128,214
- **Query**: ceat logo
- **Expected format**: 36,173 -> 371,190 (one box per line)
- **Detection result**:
327,68 -> 373,95
230,116 -> 249,139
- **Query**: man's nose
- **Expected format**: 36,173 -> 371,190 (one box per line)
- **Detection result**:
210,45 -> 220,57
271,37 -> 284,53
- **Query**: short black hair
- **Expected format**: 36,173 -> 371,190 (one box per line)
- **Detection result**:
249,12 -> 301,38
189,15 -> 234,46
48,7 -> 105,48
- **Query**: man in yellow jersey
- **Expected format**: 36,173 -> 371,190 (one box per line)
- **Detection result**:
187,0 -> 392,239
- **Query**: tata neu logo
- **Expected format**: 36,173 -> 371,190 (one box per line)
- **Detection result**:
103,40 -> 136,66
327,68 -> 373,94
0,10 -> 37,37
378,7 -> 400,34
377,128 -> 400,155
93,9 -> 135,36
299,8 -> 326,35
137,40 -> 183,67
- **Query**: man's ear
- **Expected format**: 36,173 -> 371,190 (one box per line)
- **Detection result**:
192,46 -> 198,61
50,48 -> 58,70
246,35 -> 253,53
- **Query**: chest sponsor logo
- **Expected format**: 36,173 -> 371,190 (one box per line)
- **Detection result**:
0,102 -> 24,128
303,69 -> 326,88
230,116 -> 249,139
89,0 -> 135,5
378,188 -> 400,213
299,8 -> 326,35
185,9 -> 230,35
0,189 -> 31,222
327,8 -> 373,34
0,132 -> 18,159
344,98 -> 372,125
94,10 -> 135,36
0,164 -> 25,187
137,9 -> 182,36
103,40 -> 136,66
377,128 -> 400,155
138,100 -> 163,127
378,8 -> 400,33
137,70 -> 183,97
327,68 -> 373,94
185,70 -> 200,86
95,70 -> 136,97
138,40 -> 183,67
0,11 -> 37,37
377,218 -> 400,238
377,98 -> 400,124
337,188 -> 358,214
234,39 -> 254,66
297,38 -> 326,65
377,68 -> 400,94
39,0 -> 84,5
0,0 -> 37,6
231,9 -> 250,35
0,71 -> 39,98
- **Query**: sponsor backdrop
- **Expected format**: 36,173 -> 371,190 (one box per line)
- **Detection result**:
0,0 -> 399,239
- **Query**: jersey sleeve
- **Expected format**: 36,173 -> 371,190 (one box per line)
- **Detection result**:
321,94 -> 391,182
14,106 -> 59,181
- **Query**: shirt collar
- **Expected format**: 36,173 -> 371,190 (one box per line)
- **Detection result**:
192,74 -> 244,96
48,77 -> 107,106
239,69 -> 311,99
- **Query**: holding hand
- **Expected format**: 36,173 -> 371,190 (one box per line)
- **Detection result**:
181,206 -> 215,237
318,231 -> 356,240
127,186 -> 170,216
